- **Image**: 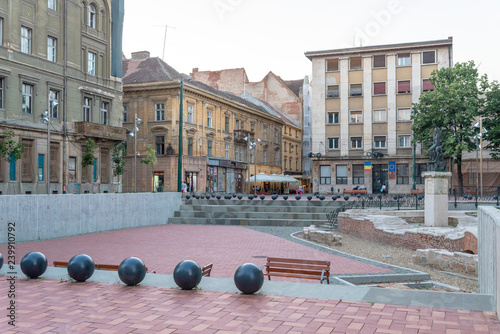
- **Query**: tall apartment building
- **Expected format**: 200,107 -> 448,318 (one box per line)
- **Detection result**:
305,38 -> 453,194
122,52 -> 285,194
0,0 -> 125,195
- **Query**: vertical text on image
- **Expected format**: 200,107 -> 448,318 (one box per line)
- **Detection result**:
6,222 -> 16,326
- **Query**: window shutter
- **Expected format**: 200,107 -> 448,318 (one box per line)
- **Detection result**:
21,140 -> 33,182
50,143 -> 58,182
423,79 -> 434,91
101,149 -> 109,184
373,55 -> 385,68
422,51 -> 435,64
398,81 -> 411,93
373,82 -> 386,95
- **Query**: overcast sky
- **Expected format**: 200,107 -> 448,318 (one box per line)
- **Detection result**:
123,0 -> 500,83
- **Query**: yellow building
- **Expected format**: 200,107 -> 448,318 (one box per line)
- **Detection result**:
305,38 -> 453,194
122,52 -> 285,193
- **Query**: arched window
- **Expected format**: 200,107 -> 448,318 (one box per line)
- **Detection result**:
88,4 -> 96,29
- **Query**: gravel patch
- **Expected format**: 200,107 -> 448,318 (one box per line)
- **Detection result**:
244,226 -> 478,293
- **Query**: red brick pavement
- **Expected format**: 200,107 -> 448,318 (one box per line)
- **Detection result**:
0,225 -> 393,278
1,279 -> 499,333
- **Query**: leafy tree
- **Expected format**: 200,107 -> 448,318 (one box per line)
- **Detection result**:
81,138 -> 98,168
111,144 -> 126,176
412,61 -> 486,195
481,80 -> 500,159
0,130 -> 24,163
140,144 -> 157,166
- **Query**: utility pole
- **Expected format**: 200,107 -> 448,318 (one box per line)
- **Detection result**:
153,24 -> 176,61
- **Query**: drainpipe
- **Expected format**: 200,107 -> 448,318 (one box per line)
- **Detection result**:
62,0 -> 68,193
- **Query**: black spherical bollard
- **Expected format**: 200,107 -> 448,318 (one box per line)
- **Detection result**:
332,195 -> 337,201
248,195 -> 253,200
20,252 -> 48,279
357,194 -> 361,199
216,194 -> 221,200
0,252 -> 3,270
368,195 -> 373,200
393,195 -> 398,200
272,195 -> 277,200
118,257 -> 147,286
344,195 -> 349,201
283,195 -> 288,201
173,260 -> 202,290
377,194 -> 382,199
185,194 -> 191,200
238,194 -> 243,200
233,193 -> 237,198
295,195 -> 301,200
212,193 -> 216,198
234,263 -> 264,294
260,195 -> 265,200
320,195 -> 325,201
307,195 -> 312,201
67,254 -> 95,282
195,194 -> 200,199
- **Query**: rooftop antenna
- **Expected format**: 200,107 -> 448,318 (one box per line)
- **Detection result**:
154,24 -> 176,61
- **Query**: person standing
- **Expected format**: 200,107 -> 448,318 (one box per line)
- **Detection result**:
381,183 -> 387,193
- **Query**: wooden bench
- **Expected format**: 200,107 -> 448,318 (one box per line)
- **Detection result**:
261,257 -> 330,284
53,261 -> 150,273
201,263 -> 213,277
410,189 -> 425,195
343,189 -> 367,195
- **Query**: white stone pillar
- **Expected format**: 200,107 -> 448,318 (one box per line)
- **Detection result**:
386,54 -> 396,156
363,56 -> 372,152
412,52 -> 422,155
340,58 -> 349,156
311,58 -> 326,155
423,171 -> 452,227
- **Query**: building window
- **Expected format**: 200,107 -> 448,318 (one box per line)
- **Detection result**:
398,135 -> 411,148
422,50 -> 436,64
327,112 -> 339,124
373,55 -> 386,68
207,140 -> 212,157
21,140 -> 33,182
263,126 -> 267,141
224,116 -> 229,132
263,150 -> 267,164
326,59 -> 339,71
374,136 -> 386,148
328,137 -> 339,150
0,78 -> 4,109
88,52 -> 96,76
350,110 -> 363,123
83,97 -> 92,122
187,105 -> 194,123
49,90 -> 59,118
155,136 -> 165,155
373,82 -> 386,95
397,164 -> 409,184
327,85 -> 339,98
225,144 -> 229,159
251,123 -> 254,132
22,84 -> 33,114
397,53 -> 410,66
351,137 -> 362,149
250,150 -> 254,163
0,18 -> 3,46
320,165 -> 331,184
336,165 -> 347,184
395,81 -> 410,95
122,105 -> 127,123
352,164 -> 364,184
69,156 -> 76,182
350,84 -> 362,97
241,121 -> 244,130
50,143 -> 58,182
275,130 -> 279,144
239,146 -> 244,161
101,102 -> 108,125
21,26 -> 32,54
422,79 -> 435,92
38,154 -> 44,181
10,155 -> 16,181
48,0 -> 56,10
397,108 -> 411,121
155,103 -> 165,121
235,120 -> 239,130
88,4 -> 96,29
373,109 -> 386,122
207,110 -> 213,128
276,154 -> 280,167
350,57 -> 362,70
47,37 -> 57,62
187,138 -> 193,156
415,163 -> 427,184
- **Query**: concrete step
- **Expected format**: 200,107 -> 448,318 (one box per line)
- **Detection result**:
168,217 -> 324,227
174,210 -> 327,220
178,204 -> 335,214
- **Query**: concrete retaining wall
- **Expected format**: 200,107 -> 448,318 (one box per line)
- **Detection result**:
478,206 -> 500,317
0,193 -> 182,244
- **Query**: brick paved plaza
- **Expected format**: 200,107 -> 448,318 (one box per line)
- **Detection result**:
1,225 -> 499,333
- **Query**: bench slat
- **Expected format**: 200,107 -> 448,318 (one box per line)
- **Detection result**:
201,263 -> 213,277
266,257 -> 330,266
266,268 -> 329,276
265,272 -> 325,280
263,257 -> 330,284
266,263 -> 329,271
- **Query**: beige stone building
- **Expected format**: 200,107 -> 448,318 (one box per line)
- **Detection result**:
0,0 -> 125,195
122,52 -> 285,194
305,38 -> 453,194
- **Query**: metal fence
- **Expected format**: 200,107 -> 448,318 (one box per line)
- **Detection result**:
449,187 -> 500,209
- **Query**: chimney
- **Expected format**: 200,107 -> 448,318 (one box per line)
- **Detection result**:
131,51 -> 150,60
192,68 -> 199,73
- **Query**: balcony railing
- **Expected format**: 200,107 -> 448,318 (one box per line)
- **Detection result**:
75,122 -> 127,141
233,129 -> 254,142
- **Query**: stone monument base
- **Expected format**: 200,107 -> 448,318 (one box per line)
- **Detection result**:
423,171 -> 452,227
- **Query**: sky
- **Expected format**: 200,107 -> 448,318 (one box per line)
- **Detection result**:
122,0 -> 500,83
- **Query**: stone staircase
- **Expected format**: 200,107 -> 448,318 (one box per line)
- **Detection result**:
168,199 -> 343,227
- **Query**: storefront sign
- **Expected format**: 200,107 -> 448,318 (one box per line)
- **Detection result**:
220,160 -> 231,167
208,159 -> 219,166
364,161 -> 372,172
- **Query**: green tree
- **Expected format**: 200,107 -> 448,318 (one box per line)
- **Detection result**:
140,144 -> 157,166
412,61 -> 486,195
482,80 -> 500,159
81,138 -> 98,168
0,130 -> 24,163
111,144 -> 126,176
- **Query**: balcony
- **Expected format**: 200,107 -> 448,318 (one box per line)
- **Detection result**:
75,122 -> 127,141
233,129 -> 254,143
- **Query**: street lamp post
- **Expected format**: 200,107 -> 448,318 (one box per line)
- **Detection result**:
41,100 -> 58,195
133,114 -> 142,193
245,136 -> 260,195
